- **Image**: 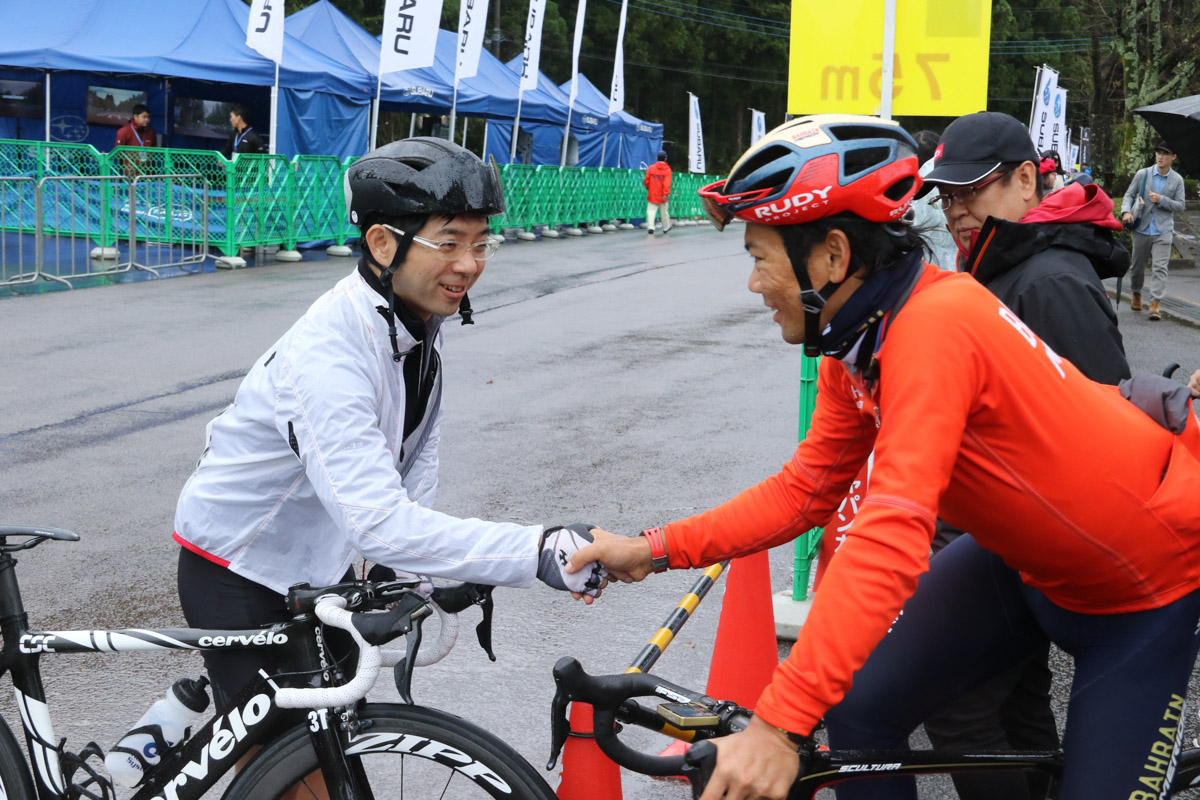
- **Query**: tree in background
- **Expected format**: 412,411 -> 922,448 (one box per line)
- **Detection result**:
1114,0 -> 1197,172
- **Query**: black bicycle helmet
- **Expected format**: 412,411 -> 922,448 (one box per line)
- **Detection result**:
344,137 -> 505,228
346,138 -> 504,347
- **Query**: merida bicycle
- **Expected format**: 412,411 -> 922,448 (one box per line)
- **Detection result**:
0,523 -> 556,799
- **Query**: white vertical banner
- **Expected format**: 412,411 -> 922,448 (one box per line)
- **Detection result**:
1069,142 -> 1080,171
246,0 -> 283,155
1029,65 -> 1059,151
751,109 -> 766,145
519,0 -> 547,92
455,0 -> 491,82
562,0 -> 587,165
567,0 -> 588,106
608,0 -> 629,115
1050,87 -> 1067,154
246,0 -> 284,64
688,92 -> 705,174
512,0 -> 547,162
380,0 -> 445,74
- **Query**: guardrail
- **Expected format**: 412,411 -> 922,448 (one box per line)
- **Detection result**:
1,173 -> 208,289
1,139 -> 720,257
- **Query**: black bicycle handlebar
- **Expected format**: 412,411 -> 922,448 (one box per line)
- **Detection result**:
549,656 -> 730,777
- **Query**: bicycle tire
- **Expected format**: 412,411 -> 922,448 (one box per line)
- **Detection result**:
223,703 -> 556,800
0,714 -> 36,799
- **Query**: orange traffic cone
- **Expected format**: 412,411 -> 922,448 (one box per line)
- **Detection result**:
706,550 -> 778,709
557,702 -> 623,799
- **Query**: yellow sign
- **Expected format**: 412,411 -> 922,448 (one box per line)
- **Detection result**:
788,0 -> 991,117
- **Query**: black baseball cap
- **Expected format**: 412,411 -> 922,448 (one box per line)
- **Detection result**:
1155,141 -> 1176,155
923,111 -> 1039,186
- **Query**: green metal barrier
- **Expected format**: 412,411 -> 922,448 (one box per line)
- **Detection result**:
294,155 -> 349,246
1,139 -> 723,253
792,354 -> 822,601
229,154 -> 294,254
0,140 -> 106,182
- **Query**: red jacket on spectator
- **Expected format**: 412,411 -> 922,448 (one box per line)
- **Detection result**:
644,161 -> 672,204
115,119 -> 157,149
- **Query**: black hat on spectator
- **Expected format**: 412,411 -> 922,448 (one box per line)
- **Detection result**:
1155,141 -> 1176,155
923,111 -> 1039,186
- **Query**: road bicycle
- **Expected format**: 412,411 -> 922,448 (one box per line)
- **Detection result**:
545,558 -> 1200,799
0,523 -> 557,799
548,655 -> 1200,798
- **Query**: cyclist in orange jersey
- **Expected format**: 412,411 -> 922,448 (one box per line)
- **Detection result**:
567,115 -> 1200,800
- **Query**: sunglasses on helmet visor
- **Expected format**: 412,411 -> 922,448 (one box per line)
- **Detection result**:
698,180 -> 776,232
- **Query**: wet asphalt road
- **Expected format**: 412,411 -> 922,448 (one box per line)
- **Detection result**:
1,223 -> 1199,798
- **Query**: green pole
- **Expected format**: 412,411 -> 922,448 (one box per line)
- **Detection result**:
791,354 -> 822,601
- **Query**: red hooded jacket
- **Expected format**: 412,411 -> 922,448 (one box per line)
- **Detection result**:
644,161 -> 672,204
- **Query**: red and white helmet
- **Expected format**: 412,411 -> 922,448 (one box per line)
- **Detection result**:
699,115 -> 921,230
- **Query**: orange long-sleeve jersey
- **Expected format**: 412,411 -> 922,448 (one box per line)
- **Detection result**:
664,264 -> 1200,736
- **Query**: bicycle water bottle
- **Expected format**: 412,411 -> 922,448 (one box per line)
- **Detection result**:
104,676 -> 210,787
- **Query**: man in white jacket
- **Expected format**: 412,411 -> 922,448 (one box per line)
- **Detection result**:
175,138 -> 605,707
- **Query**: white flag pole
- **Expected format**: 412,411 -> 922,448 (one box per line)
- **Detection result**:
370,73 -> 382,151
563,0 -> 587,167
268,62 -> 279,155
879,0 -> 896,120
1028,65 -> 1042,130
450,85 -> 459,141
44,72 -> 50,142
510,93 -> 524,162
561,101 -> 574,167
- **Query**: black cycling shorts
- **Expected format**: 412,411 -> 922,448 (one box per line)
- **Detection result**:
177,547 -> 354,709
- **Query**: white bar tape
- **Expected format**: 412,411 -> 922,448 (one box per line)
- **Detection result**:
275,596 -> 381,709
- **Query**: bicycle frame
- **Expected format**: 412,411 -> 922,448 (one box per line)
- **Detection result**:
0,548 -> 361,800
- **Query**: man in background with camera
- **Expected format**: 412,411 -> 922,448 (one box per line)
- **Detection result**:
1122,142 -> 1185,320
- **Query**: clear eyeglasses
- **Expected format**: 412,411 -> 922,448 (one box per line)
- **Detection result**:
928,170 -> 1009,212
381,224 -> 502,261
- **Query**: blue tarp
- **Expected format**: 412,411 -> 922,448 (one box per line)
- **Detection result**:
0,0 -> 372,158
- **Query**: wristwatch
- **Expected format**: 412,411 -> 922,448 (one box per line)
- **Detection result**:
640,527 -> 669,574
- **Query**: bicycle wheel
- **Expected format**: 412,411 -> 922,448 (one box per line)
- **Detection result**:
223,703 -> 556,800
0,714 -> 35,799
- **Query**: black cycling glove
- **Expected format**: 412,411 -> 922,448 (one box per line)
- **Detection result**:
537,524 -> 607,597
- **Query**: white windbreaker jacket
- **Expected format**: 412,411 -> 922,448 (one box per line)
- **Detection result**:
174,267 -> 541,594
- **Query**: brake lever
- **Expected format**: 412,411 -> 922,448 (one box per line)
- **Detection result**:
475,586 -> 496,662
393,622 -> 423,704
547,687 -> 571,770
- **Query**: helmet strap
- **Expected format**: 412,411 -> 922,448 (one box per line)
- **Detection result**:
374,221 -> 424,362
781,234 -> 843,358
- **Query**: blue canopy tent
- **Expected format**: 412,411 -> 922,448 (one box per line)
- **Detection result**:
483,58 -> 604,166
288,1 -> 565,155
0,0 -> 373,158
565,74 -> 663,168
610,109 -> 664,169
